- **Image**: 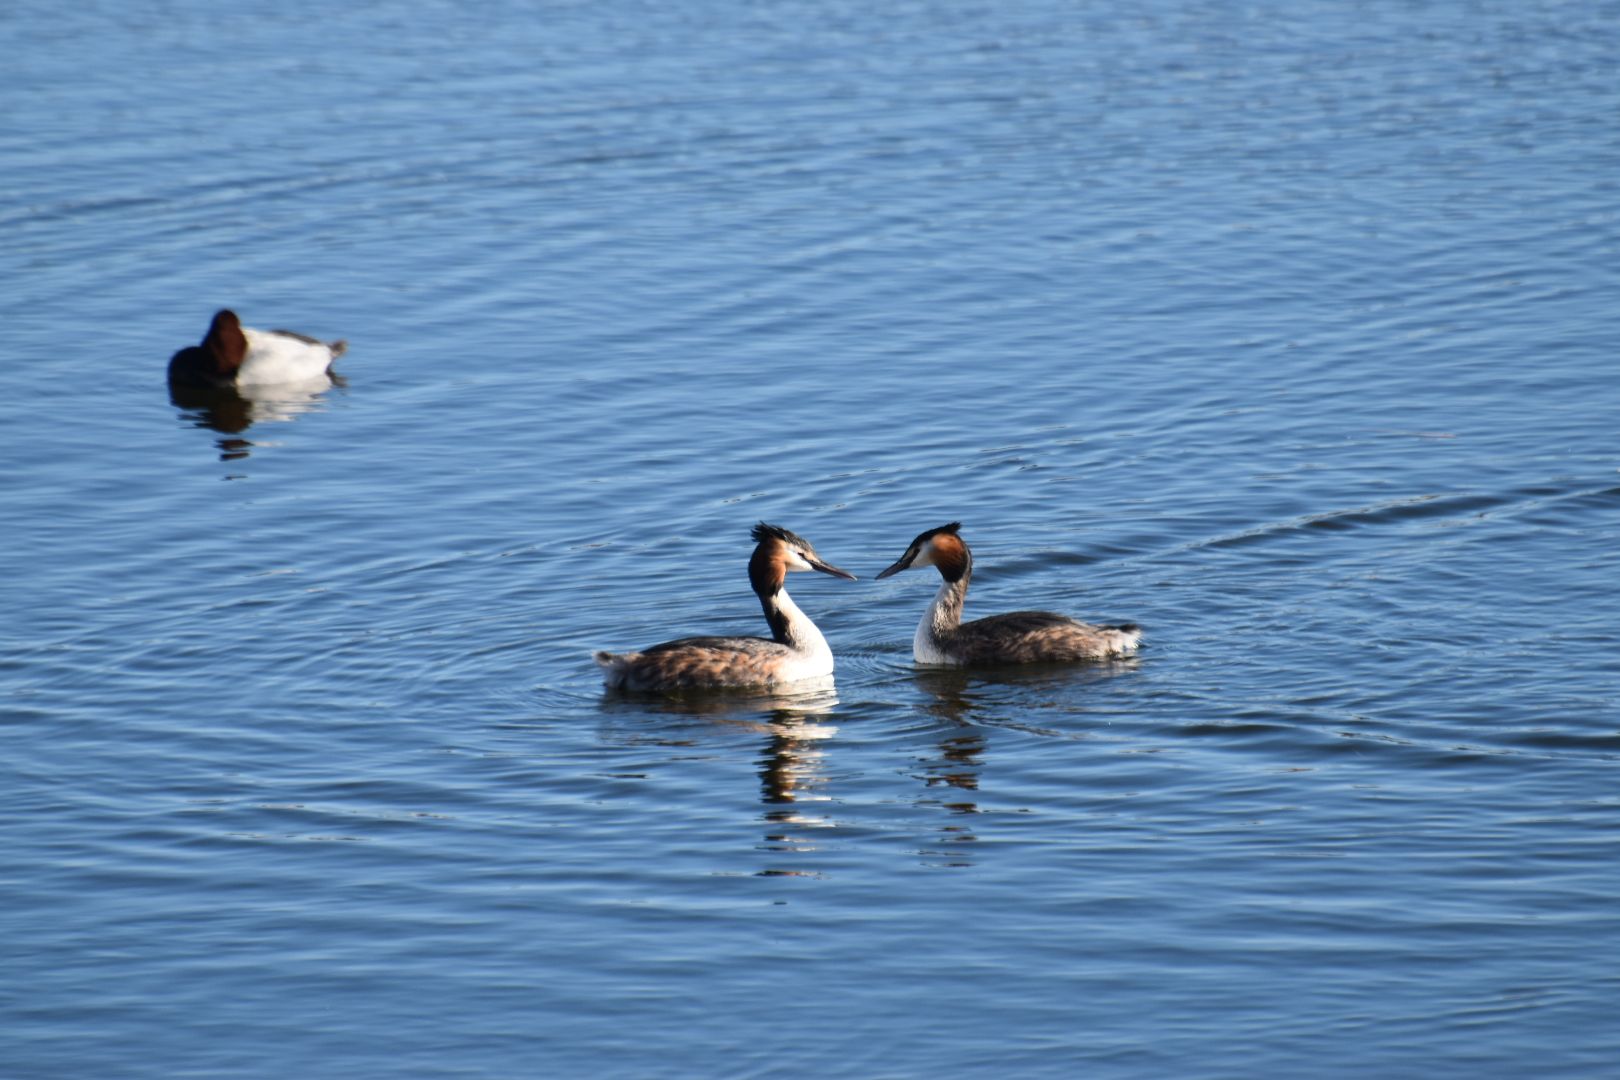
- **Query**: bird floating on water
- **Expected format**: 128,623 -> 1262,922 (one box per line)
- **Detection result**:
876,522 -> 1140,665
595,523 -> 856,691
168,309 -> 346,389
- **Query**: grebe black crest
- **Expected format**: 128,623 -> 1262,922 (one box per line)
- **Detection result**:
594,522 -> 856,692
876,522 -> 1140,665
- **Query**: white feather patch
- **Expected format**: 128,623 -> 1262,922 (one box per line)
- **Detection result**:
236,327 -> 338,387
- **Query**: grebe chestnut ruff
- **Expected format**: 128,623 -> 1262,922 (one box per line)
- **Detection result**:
168,309 -> 346,388
877,522 -> 1141,665
594,523 -> 856,691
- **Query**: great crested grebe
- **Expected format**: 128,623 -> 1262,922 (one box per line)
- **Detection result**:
594,523 -> 857,691
168,309 -> 346,388
876,522 -> 1141,665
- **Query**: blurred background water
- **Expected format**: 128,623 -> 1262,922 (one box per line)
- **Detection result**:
4,1 -> 1619,1076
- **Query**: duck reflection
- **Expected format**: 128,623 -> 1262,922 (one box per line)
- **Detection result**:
169,374 -> 345,462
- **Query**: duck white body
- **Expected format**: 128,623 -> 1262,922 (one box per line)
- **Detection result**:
878,522 -> 1141,665
594,523 -> 856,692
235,326 -> 343,386
169,309 -> 345,389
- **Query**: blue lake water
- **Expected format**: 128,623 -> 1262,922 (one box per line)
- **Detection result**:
4,1 -> 1620,1076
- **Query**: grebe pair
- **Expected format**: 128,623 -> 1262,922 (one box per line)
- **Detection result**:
594,522 -> 1140,691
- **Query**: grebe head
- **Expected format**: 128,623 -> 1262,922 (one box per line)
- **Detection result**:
875,522 -> 968,581
749,522 -> 856,595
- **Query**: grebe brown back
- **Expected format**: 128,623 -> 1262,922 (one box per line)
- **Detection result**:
876,522 -> 1140,665
594,523 -> 856,691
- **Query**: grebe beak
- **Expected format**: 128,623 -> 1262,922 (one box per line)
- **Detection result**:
808,555 -> 857,581
874,552 -> 913,580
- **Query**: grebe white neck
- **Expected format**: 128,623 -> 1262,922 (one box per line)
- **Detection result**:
913,575 -> 967,665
